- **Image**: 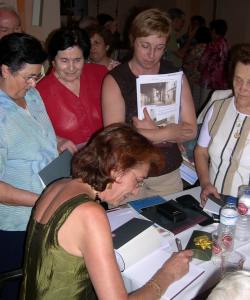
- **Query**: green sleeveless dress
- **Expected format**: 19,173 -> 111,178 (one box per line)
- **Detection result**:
20,194 -> 98,300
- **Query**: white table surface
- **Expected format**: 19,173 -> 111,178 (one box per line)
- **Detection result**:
122,186 -> 250,300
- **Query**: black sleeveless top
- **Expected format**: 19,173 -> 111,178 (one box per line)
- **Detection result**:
109,61 -> 182,175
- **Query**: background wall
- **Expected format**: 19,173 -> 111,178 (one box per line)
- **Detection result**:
88,0 -> 250,46
4,0 -> 60,42
2,0 -> 250,46
24,0 -> 60,42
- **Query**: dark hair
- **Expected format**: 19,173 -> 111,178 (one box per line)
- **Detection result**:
191,15 -> 206,27
0,32 -> 47,76
47,28 -> 90,61
228,43 -> 250,86
87,26 -> 113,56
195,26 -> 211,44
210,19 -> 227,36
97,13 -> 114,26
72,123 -> 164,191
87,26 -> 112,46
167,8 -> 185,20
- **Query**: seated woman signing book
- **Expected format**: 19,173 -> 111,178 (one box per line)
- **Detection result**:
20,123 -> 193,300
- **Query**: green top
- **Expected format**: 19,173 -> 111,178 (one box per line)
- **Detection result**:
20,194 -> 97,300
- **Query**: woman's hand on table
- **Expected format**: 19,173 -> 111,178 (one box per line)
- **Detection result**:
161,250 -> 193,283
144,250 -> 193,299
200,183 -> 220,207
57,136 -> 78,154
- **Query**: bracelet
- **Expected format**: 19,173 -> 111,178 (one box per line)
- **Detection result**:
147,278 -> 162,299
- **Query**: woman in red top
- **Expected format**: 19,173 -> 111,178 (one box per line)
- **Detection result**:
37,28 -> 107,146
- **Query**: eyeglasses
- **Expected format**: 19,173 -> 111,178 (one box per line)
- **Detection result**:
18,73 -> 43,83
131,171 -> 145,188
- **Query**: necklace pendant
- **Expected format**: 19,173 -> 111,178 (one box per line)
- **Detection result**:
234,131 -> 240,139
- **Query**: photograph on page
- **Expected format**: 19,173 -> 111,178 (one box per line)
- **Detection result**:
136,71 -> 183,126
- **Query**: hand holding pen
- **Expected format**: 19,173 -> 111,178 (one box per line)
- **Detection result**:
175,238 -> 183,251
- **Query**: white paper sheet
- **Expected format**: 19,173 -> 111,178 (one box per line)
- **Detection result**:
136,72 -> 183,125
107,208 -> 141,231
124,246 -> 205,300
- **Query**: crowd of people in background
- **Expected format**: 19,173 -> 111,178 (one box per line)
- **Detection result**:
76,8 -> 230,116
0,2 -> 249,300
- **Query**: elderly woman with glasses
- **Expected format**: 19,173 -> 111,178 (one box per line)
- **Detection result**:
195,43 -> 250,206
0,33 -> 76,300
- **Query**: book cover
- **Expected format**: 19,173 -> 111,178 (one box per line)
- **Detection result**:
203,195 -> 226,215
129,195 -> 167,213
112,218 -> 153,249
140,200 -> 209,235
136,71 -> 183,126
185,230 -> 212,261
38,150 -> 72,186
112,218 -> 161,270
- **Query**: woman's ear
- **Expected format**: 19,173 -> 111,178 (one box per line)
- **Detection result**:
106,45 -> 110,51
1,64 -> 11,79
110,169 -> 123,183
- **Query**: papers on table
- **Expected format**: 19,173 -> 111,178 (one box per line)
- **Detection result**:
107,207 -> 141,231
113,218 -> 161,270
180,161 -> 198,185
107,206 -> 173,272
124,246 -> 205,300
136,72 -> 183,126
107,206 -> 173,240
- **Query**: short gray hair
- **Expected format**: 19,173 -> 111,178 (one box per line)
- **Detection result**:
0,2 -> 20,24
207,271 -> 250,300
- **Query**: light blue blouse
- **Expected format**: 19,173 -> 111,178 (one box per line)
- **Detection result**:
0,88 -> 58,231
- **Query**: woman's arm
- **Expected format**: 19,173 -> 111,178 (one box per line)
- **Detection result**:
130,250 -> 192,300
102,74 -> 126,125
133,76 -> 197,144
0,181 -> 38,206
194,105 -> 220,205
194,145 -> 220,206
61,202 -> 192,300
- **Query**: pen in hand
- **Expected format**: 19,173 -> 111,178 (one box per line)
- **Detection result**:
175,238 -> 183,252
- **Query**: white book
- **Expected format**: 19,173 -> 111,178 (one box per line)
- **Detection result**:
112,218 -> 161,271
136,71 -> 183,126
123,246 -> 205,300
203,195 -> 224,215
180,161 -> 198,185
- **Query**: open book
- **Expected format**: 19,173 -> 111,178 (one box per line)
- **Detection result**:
112,218 -> 161,271
123,246 -> 204,300
136,71 -> 183,126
